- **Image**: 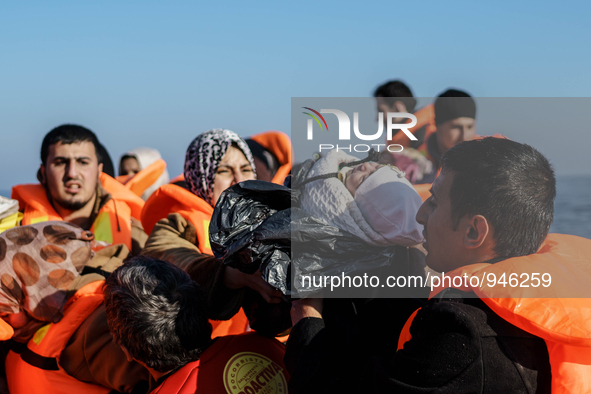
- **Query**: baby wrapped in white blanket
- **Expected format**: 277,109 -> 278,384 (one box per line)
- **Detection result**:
299,149 -> 424,247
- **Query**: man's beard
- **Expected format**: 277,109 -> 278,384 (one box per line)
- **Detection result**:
56,198 -> 92,211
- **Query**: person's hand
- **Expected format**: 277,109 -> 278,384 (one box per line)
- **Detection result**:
224,267 -> 283,304
290,298 -> 323,326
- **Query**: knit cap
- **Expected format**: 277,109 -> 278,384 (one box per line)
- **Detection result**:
354,166 -> 424,246
434,89 -> 476,125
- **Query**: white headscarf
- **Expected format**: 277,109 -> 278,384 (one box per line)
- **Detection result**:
120,147 -> 170,200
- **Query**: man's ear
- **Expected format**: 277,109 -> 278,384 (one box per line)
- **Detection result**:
120,344 -> 134,362
38,165 -> 46,184
97,163 -> 104,185
463,215 -> 490,249
393,100 -> 408,113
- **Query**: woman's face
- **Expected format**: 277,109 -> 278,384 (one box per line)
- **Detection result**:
120,157 -> 141,176
211,146 -> 256,206
345,162 -> 382,196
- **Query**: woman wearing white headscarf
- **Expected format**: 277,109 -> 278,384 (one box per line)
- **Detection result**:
119,147 -> 170,200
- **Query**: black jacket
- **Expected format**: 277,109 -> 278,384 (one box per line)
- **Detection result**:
285,289 -> 551,394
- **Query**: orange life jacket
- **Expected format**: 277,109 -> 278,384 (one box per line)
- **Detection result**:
250,131 -> 293,185
141,184 -> 250,337
151,332 -> 289,394
208,314 -> 250,339
99,173 -> 144,220
141,184 -> 213,254
169,174 -> 185,185
11,173 -> 143,250
6,281 -> 109,394
386,104 -> 437,149
117,159 -> 167,198
398,234 -> 591,394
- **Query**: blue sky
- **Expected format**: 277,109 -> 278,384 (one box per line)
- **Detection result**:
1,1 -> 591,189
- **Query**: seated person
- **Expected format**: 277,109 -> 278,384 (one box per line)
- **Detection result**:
374,79 -> 435,150
141,129 -> 282,337
422,89 -> 477,168
1,221 -> 150,394
11,124 -> 145,254
381,89 -> 477,185
104,255 -> 290,393
118,147 -> 170,201
288,138 -> 591,393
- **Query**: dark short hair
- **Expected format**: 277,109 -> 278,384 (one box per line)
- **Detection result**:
104,256 -> 212,372
41,124 -> 102,165
441,137 -> 556,258
373,80 -> 417,113
434,89 -> 476,125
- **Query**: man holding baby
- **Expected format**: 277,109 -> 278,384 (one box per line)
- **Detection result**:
286,137 -> 591,393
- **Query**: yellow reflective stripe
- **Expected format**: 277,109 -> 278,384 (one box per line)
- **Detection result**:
93,211 -> 113,244
32,324 -> 52,345
30,215 -> 49,225
203,219 -> 211,250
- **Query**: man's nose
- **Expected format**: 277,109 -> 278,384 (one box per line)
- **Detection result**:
416,199 -> 428,225
65,162 -> 79,179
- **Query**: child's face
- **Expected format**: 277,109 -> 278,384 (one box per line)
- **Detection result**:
345,162 -> 382,196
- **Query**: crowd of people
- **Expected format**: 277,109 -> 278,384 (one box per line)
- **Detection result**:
0,80 -> 590,394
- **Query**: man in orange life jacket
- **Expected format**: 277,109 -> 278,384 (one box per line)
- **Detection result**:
415,89 -> 477,182
375,80 -> 440,186
286,138 -> 575,393
104,256 -> 289,393
381,89 -> 478,186
374,80 -> 423,149
11,124 -> 146,253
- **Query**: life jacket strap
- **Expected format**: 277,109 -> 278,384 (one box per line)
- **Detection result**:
19,347 -> 59,371
8,340 -> 26,354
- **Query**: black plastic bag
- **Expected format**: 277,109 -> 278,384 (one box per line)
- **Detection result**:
210,180 -> 397,297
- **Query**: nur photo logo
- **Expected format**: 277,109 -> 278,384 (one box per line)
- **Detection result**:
303,107 -> 418,153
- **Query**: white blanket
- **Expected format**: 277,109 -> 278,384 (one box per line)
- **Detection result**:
299,150 -> 394,246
